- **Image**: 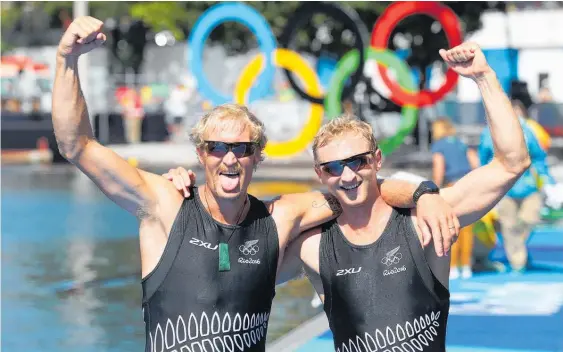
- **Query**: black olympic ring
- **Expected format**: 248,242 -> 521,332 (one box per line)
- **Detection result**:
381,252 -> 402,266
239,244 -> 259,256
279,2 -> 369,105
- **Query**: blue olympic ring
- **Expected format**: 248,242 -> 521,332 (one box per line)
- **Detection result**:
187,2 -> 277,106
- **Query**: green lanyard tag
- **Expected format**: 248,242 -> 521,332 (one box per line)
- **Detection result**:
218,243 -> 230,272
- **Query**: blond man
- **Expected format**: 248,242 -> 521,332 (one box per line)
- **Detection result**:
52,17 -> 460,352
279,42 -> 530,352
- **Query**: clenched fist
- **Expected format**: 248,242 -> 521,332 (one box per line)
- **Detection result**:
439,42 -> 492,81
57,16 -> 106,59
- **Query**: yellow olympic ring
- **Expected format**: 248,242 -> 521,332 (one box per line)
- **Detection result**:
234,48 -> 324,158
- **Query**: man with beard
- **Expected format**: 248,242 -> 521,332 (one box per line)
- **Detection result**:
52,17 -> 460,352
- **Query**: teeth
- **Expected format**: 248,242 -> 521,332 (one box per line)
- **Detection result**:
341,184 -> 359,190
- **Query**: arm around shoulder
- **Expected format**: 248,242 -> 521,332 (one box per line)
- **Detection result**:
268,191 -> 340,241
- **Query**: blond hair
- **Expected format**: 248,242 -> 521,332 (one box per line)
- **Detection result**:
189,104 -> 268,160
432,117 -> 456,141
312,114 -> 378,165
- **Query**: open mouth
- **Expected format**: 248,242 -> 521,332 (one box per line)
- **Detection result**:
340,181 -> 361,191
220,171 -> 240,178
219,171 -> 241,192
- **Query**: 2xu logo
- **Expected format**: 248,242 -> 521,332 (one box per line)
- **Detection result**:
336,267 -> 362,276
190,238 -> 218,251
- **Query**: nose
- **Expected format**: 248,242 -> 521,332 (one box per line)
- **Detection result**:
222,151 -> 238,166
340,165 -> 357,183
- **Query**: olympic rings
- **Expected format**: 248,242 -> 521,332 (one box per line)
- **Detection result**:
234,49 -> 324,158
188,2 -> 277,106
239,244 -> 259,256
325,48 -> 418,156
279,2 -> 369,105
186,2 -> 464,158
371,1 -> 462,107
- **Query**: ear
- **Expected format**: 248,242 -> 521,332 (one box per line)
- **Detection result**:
254,151 -> 262,165
196,147 -> 205,166
314,166 -> 324,184
374,149 -> 383,172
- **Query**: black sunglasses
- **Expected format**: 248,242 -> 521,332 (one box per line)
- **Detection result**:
204,141 -> 258,158
318,151 -> 374,176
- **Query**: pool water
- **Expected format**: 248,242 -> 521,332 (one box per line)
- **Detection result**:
1,165 -> 321,351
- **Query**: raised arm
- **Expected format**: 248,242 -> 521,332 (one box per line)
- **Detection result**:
53,17 -> 169,218
439,43 -> 531,226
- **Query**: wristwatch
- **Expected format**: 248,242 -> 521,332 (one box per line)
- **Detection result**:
413,180 -> 440,205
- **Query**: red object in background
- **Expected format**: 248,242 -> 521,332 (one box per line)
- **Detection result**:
546,126 -> 563,137
115,87 -> 142,107
0,56 -> 49,76
59,9 -> 72,30
37,137 -> 49,151
115,86 -> 144,118
370,1 -> 463,107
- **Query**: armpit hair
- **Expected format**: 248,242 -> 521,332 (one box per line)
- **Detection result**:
136,200 -> 159,221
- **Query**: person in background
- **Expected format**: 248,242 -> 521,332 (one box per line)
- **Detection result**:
431,117 -> 480,279
513,99 -> 551,152
479,103 -> 556,273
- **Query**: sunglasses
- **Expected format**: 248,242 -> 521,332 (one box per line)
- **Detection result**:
204,141 -> 258,158
318,151 -> 374,176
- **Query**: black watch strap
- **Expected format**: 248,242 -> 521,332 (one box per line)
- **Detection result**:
413,181 -> 440,205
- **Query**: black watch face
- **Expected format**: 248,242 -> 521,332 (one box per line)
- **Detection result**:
423,181 -> 439,192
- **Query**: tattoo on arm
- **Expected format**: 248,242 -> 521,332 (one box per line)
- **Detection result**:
312,194 -> 342,216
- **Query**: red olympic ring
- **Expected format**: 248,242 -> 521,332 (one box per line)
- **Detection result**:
371,1 -> 463,107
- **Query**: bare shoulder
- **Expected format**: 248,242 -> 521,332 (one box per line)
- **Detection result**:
264,196 -> 294,245
299,226 -> 322,247
137,169 -> 184,223
136,171 -> 185,278
297,227 -> 323,273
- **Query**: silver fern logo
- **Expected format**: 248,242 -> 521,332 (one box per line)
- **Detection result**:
336,311 -> 441,352
239,240 -> 259,256
150,311 -> 270,352
381,246 -> 402,266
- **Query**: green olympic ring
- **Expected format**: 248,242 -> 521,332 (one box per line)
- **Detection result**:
324,48 -> 418,156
